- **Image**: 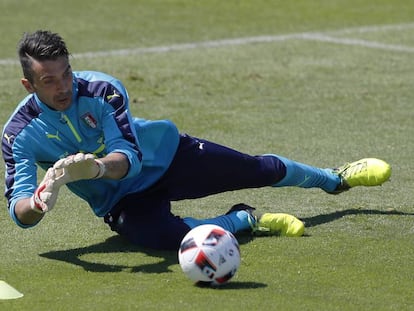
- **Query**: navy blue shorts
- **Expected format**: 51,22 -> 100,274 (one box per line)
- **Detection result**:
104,134 -> 286,250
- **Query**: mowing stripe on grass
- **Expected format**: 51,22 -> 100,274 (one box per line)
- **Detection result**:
1,22 -> 414,66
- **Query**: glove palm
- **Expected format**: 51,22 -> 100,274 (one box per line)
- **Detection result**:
30,153 -> 105,214
30,168 -> 65,213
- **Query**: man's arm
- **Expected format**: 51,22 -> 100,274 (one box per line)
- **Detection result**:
14,198 -> 45,225
13,152 -> 129,227
98,152 -> 129,180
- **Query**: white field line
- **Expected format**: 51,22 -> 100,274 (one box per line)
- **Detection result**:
299,33 -> 414,53
1,23 -> 414,66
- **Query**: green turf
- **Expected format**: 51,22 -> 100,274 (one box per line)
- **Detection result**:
1,1 -> 414,310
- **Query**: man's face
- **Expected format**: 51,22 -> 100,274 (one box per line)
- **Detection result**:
21,56 -> 73,111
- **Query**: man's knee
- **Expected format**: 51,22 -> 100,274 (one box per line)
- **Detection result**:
108,210 -> 191,250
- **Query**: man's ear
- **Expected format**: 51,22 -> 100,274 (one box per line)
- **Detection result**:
21,78 -> 35,93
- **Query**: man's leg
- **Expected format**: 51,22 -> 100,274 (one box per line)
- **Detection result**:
105,195 -> 191,250
160,135 -> 391,198
270,155 -> 391,194
158,134 -> 390,237
267,154 -> 340,192
156,134 -> 307,237
159,134 -> 286,199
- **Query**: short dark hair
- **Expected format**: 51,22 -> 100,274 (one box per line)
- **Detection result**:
18,30 -> 69,82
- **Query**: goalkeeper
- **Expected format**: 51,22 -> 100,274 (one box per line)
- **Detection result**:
2,30 -> 391,250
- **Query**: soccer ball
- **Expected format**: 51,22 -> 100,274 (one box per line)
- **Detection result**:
178,224 -> 241,286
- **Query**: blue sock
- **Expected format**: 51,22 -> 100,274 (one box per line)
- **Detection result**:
268,154 -> 340,192
183,210 -> 254,234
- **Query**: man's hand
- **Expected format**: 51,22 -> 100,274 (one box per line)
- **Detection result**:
30,168 -> 63,213
53,153 -> 106,184
29,153 -> 105,214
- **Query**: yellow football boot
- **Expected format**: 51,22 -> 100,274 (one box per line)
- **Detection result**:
330,158 -> 391,194
255,213 -> 305,237
226,204 -> 305,237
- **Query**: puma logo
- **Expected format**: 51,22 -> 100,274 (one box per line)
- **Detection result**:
106,90 -> 121,101
3,133 -> 14,144
46,131 -> 61,141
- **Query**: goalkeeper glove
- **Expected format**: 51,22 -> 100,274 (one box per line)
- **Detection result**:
30,153 -> 105,214
53,153 -> 106,184
30,168 -> 64,213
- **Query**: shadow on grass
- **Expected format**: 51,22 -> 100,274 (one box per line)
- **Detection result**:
196,281 -> 267,290
39,234 -> 266,289
301,208 -> 414,228
39,234 -> 255,274
40,235 -> 177,273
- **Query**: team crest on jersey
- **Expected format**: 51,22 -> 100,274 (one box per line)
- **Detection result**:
81,112 -> 97,128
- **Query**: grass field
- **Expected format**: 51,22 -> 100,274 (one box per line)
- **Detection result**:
1,1 -> 414,310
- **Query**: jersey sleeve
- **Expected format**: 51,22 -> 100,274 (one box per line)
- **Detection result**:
2,126 -> 39,228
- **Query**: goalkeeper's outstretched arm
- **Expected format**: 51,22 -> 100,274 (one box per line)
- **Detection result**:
93,152 -> 129,180
13,152 -> 130,226
53,152 -> 129,182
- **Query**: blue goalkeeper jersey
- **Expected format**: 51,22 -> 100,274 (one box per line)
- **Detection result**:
2,71 -> 180,227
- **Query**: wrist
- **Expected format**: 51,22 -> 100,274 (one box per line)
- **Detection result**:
93,159 -> 106,179
30,195 -> 45,214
